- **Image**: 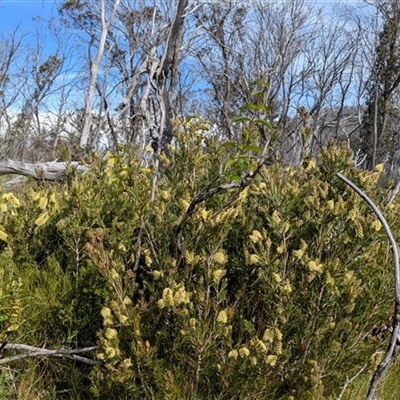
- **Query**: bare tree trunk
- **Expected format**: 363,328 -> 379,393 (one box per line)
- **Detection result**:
153,0 -> 189,152
372,71 -> 378,169
80,0 -> 120,149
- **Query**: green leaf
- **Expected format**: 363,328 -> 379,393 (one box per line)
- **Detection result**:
240,103 -> 268,114
242,145 -> 263,154
250,80 -> 270,89
254,119 -> 273,130
219,141 -> 237,149
232,116 -> 252,123
224,159 -> 236,170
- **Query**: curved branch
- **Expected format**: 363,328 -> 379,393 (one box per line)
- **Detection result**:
336,173 -> 400,400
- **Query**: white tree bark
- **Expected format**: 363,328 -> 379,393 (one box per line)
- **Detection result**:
0,160 -> 87,181
80,0 -> 121,149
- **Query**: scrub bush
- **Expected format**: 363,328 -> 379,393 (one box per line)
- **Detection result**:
0,127 -> 395,399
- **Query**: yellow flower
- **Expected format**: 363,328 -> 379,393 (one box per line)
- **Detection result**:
272,273 -> 281,283
123,296 -> 132,306
162,288 -> 174,307
327,200 -> 335,211
375,164 -> 384,173
118,244 -> 127,252
0,229 -> 7,242
274,328 -> 283,341
251,338 -> 267,352
179,198 -> 190,211
259,182 -> 266,190
266,355 -> 277,367
213,269 -> 226,282
276,245 -> 284,254
189,318 -> 197,327
263,329 -> 274,343
101,307 -> 112,319
38,196 -> 48,210
238,347 -> 250,358
275,341 -> 283,355
371,220 -> 382,232
249,254 -> 261,265
118,314 -> 128,324
281,282 -> 292,294
308,260 -> 323,274
228,349 -> 238,360
30,190 -> 41,201
34,212 -> 49,227
174,286 -> 190,306
214,252 -> 227,265
271,210 -> 281,226
110,268 -> 119,280
152,270 -> 163,280
122,358 -> 132,368
105,347 -> 117,358
159,189 -> 171,201
249,230 -> 263,244
343,271 -> 354,285
217,310 -> 228,324
145,145 -> 153,153
145,254 -> 153,266
0,203 -> 7,213
293,249 -> 304,259
200,208 -> 209,221
306,159 -> 316,171
3,193 -> 20,208
105,328 -> 118,340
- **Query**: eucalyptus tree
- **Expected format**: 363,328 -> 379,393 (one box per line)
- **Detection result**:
59,0 -> 195,157
359,0 -> 400,172
193,0 -> 365,164
0,18 -> 74,162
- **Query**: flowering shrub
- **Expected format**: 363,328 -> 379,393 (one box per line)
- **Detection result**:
0,130 -> 395,398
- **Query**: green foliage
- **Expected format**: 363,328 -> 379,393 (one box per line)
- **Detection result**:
0,128 -> 397,398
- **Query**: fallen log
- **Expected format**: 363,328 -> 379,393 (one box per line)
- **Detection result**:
0,160 -> 88,181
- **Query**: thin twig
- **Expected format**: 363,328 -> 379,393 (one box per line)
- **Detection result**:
336,362 -> 368,400
336,173 -> 400,400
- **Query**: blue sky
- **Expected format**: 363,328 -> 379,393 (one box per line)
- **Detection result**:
1,0 -> 57,32
0,0 -> 364,34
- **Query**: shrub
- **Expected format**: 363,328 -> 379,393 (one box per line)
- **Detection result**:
0,130 -> 395,399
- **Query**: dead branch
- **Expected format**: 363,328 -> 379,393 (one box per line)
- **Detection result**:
336,351 -> 384,400
0,160 -> 88,181
0,343 -> 100,366
336,173 -> 400,400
